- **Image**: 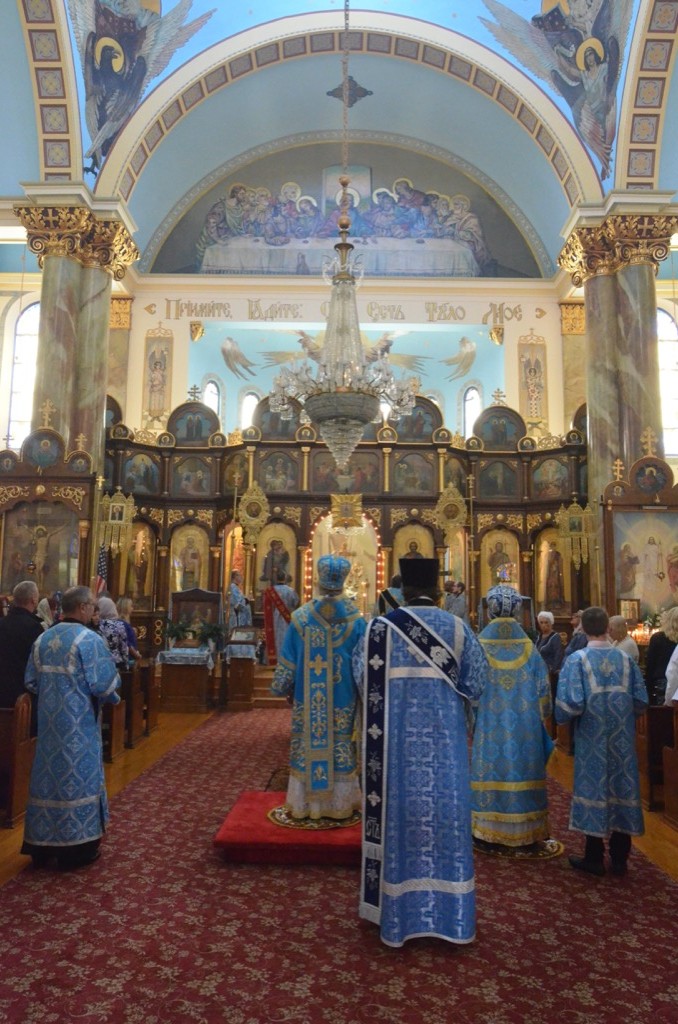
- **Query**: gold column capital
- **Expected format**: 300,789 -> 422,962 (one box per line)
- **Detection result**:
560,303 -> 585,335
13,205 -> 139,279
559,213 -> 678,285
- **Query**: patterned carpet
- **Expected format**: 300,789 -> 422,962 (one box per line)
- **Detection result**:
0,709 -> 676,1024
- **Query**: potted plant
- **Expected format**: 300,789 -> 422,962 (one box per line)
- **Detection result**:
197,621 -> 225,652
164,619 -> 189,648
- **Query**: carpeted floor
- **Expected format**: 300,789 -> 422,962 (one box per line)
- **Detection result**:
0,709 -> 676,1024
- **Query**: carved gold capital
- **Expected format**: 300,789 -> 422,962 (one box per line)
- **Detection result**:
604,214 -> 678,271
560,303 -> 585,335
558,226 -> 618,286
13,205 -> 139,279
109,297 -> 133,330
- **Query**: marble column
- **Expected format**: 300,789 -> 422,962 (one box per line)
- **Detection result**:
14,200 -> 138,465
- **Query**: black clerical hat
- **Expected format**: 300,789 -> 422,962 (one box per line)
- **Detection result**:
399,557 -> 440,589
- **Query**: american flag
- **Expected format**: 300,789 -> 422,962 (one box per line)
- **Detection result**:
95,544 -> 107,595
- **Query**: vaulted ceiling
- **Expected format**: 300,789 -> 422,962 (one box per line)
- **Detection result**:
3,1 -> 677,278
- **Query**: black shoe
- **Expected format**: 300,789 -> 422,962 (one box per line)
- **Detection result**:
57,849 -> 101,871
610,861 -> 628,876
568,854 -> 605,877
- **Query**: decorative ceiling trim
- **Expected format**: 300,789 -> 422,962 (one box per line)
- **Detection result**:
139,129 -> 554,278
617,0 -> 678,190
18,0 -> 82,181
95,20 -> 595,212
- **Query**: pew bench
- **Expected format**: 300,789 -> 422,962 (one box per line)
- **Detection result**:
636,705 -> 675,811
0,693 -> 36,827
102,699 -> 127,763
662,705 -> 678,830
119,667 -> 145,749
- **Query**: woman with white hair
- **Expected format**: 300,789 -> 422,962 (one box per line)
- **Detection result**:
536,609 -> 564,725
97,597 -> 129,668
645,606 -> 678,704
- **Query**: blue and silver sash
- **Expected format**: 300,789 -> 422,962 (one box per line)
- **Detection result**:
361,608 -> 465,920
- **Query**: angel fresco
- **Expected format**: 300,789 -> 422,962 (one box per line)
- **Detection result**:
480,0 -> 634,179
67,1 -> 214,174
260,330 -> 429,377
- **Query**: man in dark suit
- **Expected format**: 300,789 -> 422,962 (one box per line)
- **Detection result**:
0,580 -> 44,729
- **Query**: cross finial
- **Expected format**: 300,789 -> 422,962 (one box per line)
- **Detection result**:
96,474 -> 105,489
188,385 -> 202,401
75,433 -> 88,451
612,458 -> 625,481
491,388 -> 507,406
640,426 -> 658,457
39,399 -> 56,428
2,432 -> 13,448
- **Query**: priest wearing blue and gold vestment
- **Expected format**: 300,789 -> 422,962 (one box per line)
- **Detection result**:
271,554 -> 365,824
471,585 -> 554,852
354,557 -> 487,948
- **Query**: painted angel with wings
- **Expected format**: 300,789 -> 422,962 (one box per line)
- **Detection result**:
67,0 -> 214,173
260,330 -> 429,375
480,0 -> 633,179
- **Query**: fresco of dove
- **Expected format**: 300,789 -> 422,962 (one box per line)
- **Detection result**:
221,337 -> 257,380
442,336 -> 477,380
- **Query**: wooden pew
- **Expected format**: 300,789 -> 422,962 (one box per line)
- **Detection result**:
662,705 -> 678,830
0,693 -> 36,828
119,667 -> 145,749
139,659 -> 159,735
102,699 -> 127,763
635,705 -> 675,811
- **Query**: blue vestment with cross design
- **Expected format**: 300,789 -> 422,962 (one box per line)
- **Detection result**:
271,594 -> 366,820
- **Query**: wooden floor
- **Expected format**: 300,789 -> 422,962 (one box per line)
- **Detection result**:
1,713 -> 677,887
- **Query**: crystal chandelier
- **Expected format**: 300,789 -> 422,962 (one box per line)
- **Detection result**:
269,1 -> 419,472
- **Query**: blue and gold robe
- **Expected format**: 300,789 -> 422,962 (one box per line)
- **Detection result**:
23,623 -> 120,849
271,595 -> 366,820
353,605 -> 487,947
556,641 -> 647,837
471,617 -> 553,846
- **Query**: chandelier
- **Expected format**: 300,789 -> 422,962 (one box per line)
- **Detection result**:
269,0 -> 419,471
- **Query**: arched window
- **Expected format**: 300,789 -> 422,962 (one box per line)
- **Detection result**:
203,379 -> 220,415
463,386 -> 482,438
658,308 -> 678,456
240,391 -> 260,430
8,303 -> 40,450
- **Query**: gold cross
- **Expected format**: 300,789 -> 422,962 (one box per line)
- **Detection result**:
187,385 -> 202,401
612,458 -> 625,481
310,654 -> 327,676
75,433 -> 88,450
491,388 -> 507,405
39,399 -> 56,428
639,426 -> 658,457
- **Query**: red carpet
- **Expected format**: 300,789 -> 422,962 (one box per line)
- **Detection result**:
0,708 -> 677,1024
213,790 -> 361,865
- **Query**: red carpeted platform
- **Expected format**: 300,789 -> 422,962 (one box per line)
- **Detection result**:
213,790 -> 361,866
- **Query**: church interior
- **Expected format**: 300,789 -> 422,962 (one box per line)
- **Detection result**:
1,1 -> 678,1019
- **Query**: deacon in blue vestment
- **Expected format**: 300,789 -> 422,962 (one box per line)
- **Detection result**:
21,585 -> 121,869
471,586 -> 554,850
271,555 -> 366,822
353,558 -> 487,947
226,570 -> 255,661
556,606 -> 648,877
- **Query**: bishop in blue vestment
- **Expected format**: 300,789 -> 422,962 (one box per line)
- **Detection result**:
556,606 -> 648,876
353,558 -> 487,947
471,585 -> 553,849
271,555 -> 366,822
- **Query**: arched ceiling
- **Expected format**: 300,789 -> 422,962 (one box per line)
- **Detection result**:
4,1 -> 678,278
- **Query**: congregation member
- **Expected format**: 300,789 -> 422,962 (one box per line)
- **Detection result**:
608,614 -> 640,663
97,596 -> 129,668
354,558 -> 486,947
36,595 -> 58,630
471,585 -> 554,853
644,606 -> 678,703
116,597 -> 142,663
271,555 -> 365,823
21,586 -> 121,870
556,606 -> 648,877
442,578 -> 456,613
0,581 -> 43,732
262,569 -> 299,666
376,573 -> 403,614
535,609 -> 564,731
663,641 -> 678,705
562,609 -> 587,662
226,570 -> 256,660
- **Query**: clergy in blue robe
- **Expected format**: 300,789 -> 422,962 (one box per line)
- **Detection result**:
226,570 -> 255,660
555,605 -> 648,876
271,555 -> 366,822
471,585 -> 553,849
353,558 -> 487,948
263,570 -> 299,666
21,586 -> 121,869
